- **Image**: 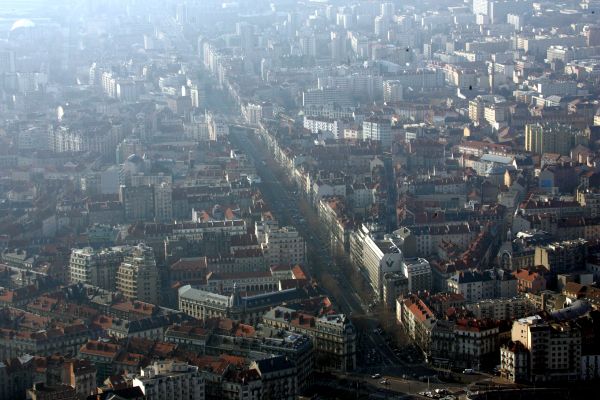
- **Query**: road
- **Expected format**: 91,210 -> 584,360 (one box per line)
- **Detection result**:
229,126 -> 365,316
229,125 -> 446,388
225,113 -> 498,399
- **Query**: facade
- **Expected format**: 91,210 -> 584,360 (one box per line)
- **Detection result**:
250,356 -> 296,400
362,118 -> 392,147
69,246 -> 128,291
466,297 -> 536,320
115,243 -> 160,304
0,356 -> 34,400
447,269 -> 517,302
403,258 -> 432,293
525,123 -> 581,156
383,80 -> 403,103
505,314 -> 582,382
179,285 -> 310,325
262,226 -> 306,267
154,182 -> 173,222
120,184 -> 155,222
263,306 -> 357,373
534,239 -> 588,278
132,361 -> 205,400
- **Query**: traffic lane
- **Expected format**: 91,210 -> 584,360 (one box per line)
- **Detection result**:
234,129 -> 364,315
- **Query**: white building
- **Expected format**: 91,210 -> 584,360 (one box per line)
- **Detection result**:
403,258 -> 432,293
303,116 -> 342,138
362,118 -> 392,147
132,361 -> 205,400
262,226 -> 306,266
69,246 -> 130,291
383,80 -> 403,103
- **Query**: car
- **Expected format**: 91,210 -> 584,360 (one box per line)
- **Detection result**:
371,373 -> 381,379
379,379 -> 388,385
462,368 -> 474,374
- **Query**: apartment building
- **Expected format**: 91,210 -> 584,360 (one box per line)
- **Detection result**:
132,361 -> 205,400
503,313 -> 582,382
263,306 -> 357,373
466,297 -> 536,321
250,356 -> 297,400
69,246 -> 129,291
447,269 -> 517,302
534,239 -> 588,278
115,243 -> 160,304
0,325 -> 90,361
262,226 -> 306,267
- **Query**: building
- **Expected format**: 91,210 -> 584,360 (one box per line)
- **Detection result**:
500,341 -> 529,382
525,123 -> 582,156
69,246 -> 128,291
469,95 -> 506,126
120,185 -> 155,222
178,284 -> 311,326
382,272 -> 408,309
250,356 -> 296,400
263,307 -> 357,372
383,80 -> 403,103
0,356 -> 34,400
27,383 -> 77,400
154,182 -> 173,222
503,313 -> 582,382
513,269 -> 547,294
362,118 -> 392,147
397,295 -> 435,353
262,226 -> 306,267
447,269 -> 517,302
466,297 -> 536,320
115,243 -> 160,304
78,340 -> 121,384
0,326 -> 90,361
534,239 -> 587,279
403,258 -> 432,293
132,360 -> 205,400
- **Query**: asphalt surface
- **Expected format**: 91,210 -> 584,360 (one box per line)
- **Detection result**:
228,126 -> 461,397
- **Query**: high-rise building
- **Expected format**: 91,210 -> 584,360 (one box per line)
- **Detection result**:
154,182 -> 173,222
0,49 -> 16,73
534,239 -> 587,278
502,312 -> 583,382
262,226 -> 306,266
362,118 -> 392,147
69,246 -> 129,291
236,22 -> 255,54
120,184 -> 155,222
383,80 -> 403,103
585,24 -> 600,46
525,123 -> 580,156
116,243 -> 160,304
116,138 -> 143,164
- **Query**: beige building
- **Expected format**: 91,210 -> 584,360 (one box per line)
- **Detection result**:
69,246 -> 129,291
504,313 -> 582,382
116,243 -> 160,304
262,226 -> 306,267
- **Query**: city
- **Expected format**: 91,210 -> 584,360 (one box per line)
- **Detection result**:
1,0 -> 600,399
